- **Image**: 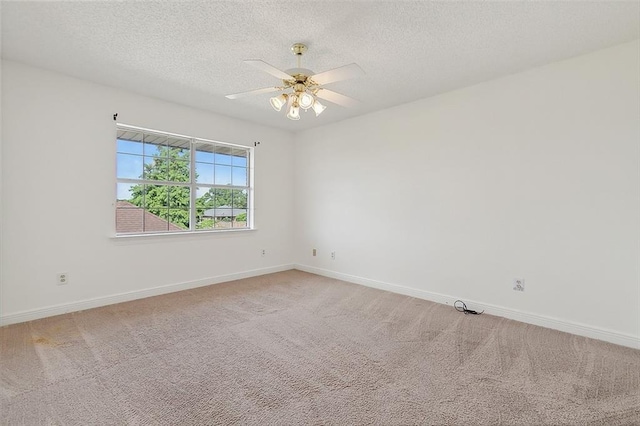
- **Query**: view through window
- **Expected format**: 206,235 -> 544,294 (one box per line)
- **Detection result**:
116,125 -> 251,235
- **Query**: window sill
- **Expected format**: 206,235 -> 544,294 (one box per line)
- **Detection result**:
110,228 -> 257,240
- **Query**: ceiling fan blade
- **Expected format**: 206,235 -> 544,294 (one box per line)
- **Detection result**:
310,63 -> 364,86
225,86 -> 281,99
244,60 -> 293,81
315,88 -> 359,108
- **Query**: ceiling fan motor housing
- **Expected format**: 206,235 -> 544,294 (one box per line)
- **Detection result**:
284,69 -> 314,83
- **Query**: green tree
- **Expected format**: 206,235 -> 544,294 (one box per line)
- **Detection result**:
129,146 -> 190,229
196,218 -> 216,229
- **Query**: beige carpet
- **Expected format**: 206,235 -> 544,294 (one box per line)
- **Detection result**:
1,270 -> 639,425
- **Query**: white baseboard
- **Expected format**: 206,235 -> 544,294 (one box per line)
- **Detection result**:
294,264 -> 639,350
0,264 -> 295,326
5,263 -> 637,350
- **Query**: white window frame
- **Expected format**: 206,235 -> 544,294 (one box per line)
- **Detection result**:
115,123 -> 254,236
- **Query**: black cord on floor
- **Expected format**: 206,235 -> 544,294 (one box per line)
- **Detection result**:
454,300 -> 484,315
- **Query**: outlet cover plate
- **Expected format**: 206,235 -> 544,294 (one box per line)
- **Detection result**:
57,273 -> 68,285
513,278 -> 525,292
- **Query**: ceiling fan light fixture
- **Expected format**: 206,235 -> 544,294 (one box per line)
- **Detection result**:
312,99 -> 326,116
298,92 -> 315,110
226,43 -> 363,121
287,103 -> 300,120
269,93 -> 288,111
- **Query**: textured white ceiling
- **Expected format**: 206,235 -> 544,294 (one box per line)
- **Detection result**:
2,1 -> 639,132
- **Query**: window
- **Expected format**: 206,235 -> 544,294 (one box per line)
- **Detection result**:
116,125 -> 251,235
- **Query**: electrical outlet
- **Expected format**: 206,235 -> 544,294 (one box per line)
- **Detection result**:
261,249 -> 266,257
312,248 -> 317,256
57,272 -> 68,285
331,251 -> 336,260
513,278 -> 525,292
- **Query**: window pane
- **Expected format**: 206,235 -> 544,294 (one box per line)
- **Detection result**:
144,134 -> 167,157
214,188 -> 233,208
196,187 -> 214,205
196,216 -> 215,230
233,216 -> 248,228
117,183 -> 136,203
232,167 -> 247,187
214,146 -> 233,165
116,205 -> 143,234
117,153 -> 144,179
169,209 -> 190,230
195,162 -> 214,184
214,165 -> 232,185
144,206 -> 170,233
196,187 -> 215,230
195,143 -> 215,163
231,189 -> 248,228
232,209 -> 248,228
196,187 -> 215,214
117,136 -> 143,155
231,148 -> 247,167
144,184 -> 169,209
143,157 -> 169,181
215,217 -> 233,229
167,136 -> 190,159
168,185 -> 190,209
116,182 -> 144,234
169,160 -> 190,182
232,189 -> 248,209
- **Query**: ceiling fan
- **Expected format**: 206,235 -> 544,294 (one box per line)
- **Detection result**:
225,43 -> 364,120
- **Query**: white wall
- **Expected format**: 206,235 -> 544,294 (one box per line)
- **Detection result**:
294,40 -> 640,346
0,5 -> 4,327
2,41 -> 638,348
1,60 -> 295,320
